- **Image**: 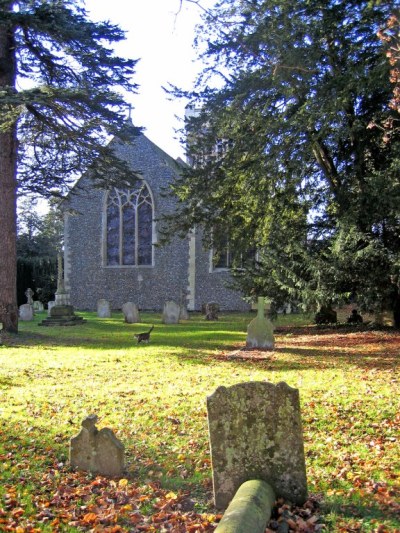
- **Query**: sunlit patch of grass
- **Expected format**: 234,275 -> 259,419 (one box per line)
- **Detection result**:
0,312 -> 399,531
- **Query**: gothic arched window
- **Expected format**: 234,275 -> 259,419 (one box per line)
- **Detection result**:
106,183 -> 153,266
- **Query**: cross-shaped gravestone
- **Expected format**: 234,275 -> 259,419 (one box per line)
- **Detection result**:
25,288 -> 34,305
246,296 -> 274,349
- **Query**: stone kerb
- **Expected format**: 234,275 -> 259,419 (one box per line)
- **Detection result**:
207,381 -> 307,509
70,415 -> 124,477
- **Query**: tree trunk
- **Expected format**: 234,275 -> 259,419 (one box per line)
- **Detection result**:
0,5 -> 18,333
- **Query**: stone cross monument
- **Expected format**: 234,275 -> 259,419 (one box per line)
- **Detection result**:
55,253 -> 70,306
246,296 -> 275,349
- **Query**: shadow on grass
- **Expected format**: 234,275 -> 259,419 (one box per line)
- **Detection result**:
8,314 -> 400,372
322,495 -> 400,530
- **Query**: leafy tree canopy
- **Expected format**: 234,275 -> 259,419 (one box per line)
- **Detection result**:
0,0 -> 139,332
167,0 -> 400,317
0,0 -> 140,198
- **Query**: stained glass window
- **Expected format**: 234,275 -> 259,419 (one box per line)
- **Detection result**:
106,184 -> 153,266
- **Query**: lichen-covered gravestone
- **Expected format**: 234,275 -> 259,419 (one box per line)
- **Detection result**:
207,381 -> 307,509
246,297 -> 274,349
70,415 -> 125,477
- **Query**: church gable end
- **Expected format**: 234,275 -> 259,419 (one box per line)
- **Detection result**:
63,129 -> 250,312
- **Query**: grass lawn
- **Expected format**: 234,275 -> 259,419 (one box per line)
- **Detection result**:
0,312 -> 399,532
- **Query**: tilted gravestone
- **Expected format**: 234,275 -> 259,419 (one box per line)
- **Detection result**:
97,299 -> 111,318
70,415 -> 124,477
122,302 -> 140,323
162,300 -> 180,324
207,381 -> 307,509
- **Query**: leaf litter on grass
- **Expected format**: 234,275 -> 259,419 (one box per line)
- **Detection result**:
0,314 -> 399,531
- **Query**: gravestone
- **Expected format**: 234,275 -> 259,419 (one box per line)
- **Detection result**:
315,305 -> 337,324
180,305 -> 189,320
205,302 -> 219,320
70,415 -> 125,477
39,254 -> 85,326
122,302 -> 140,323
33,301 -> 44,312
179,289 -> 190,320
19,303 -> 34,321
25,288 -> 34,305
47,301 -> 55,316
40,305 -> 86,326
97,299 -> 111,318
246,297 -> 274,349
347,309 -> 363,324
162,300 -> 180,324
207,381 -> 307,509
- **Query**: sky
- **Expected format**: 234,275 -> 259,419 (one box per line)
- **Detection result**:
84,0 -> 213,160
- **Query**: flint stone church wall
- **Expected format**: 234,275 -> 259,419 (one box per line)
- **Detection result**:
63,130 -> 250,312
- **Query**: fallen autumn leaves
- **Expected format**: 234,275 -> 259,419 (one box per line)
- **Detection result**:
0,316 -> 399,531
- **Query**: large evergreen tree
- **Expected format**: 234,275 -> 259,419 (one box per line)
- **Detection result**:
168,0 -> 400,320
0,0 -> 139,332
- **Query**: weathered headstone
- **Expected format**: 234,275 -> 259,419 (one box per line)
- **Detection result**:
122,302 -> 140,323
179,305 -> 189,320
19,303 -> 34,321
97,299 -> 111,318
179,289 -> 190,320
33,301 -> 44,312
246,297 -> 274,349
207,381 -> 307,509
315,305 -> 337,324
70,414 -> 125,477
162,300 -> 180,324
47,301 -> 56,316
205,302 -> 219,320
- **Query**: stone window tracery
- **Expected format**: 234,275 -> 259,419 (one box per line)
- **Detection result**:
106,184 -> 153,266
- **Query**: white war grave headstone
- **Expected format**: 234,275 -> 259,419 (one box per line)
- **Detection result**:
207,381 -> 307,509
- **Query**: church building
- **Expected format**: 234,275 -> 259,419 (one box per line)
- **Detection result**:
62,127 -> 249,312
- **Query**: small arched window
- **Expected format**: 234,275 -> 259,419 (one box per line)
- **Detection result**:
106,184 -> 153,266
